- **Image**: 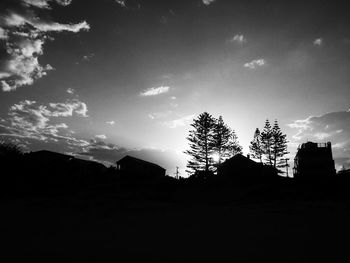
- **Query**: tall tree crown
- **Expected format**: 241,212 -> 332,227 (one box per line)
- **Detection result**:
185,113 -> 243,175
184,112 -> 216,174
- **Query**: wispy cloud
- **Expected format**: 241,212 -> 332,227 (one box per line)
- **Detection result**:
115,0 -> 127,8
228,34 -> 246,44
148,111 -> 172,120
313,38 -> 323,46
0,1 -> 90,92
95,134 -> 107,140
163,115 -> 195,128
140,86 -> 170,96
22,0 -> 72,9
66,88 -> 75,94
49,99 -> 88,117
244,59 -> 266,69
0,27 -> 8,39
202,0 -> 216,6
106,120 -> 115,125
82,53 -> 95,62
0,99 -> 89,146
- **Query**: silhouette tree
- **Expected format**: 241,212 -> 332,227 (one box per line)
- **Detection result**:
271,120 -> 289,168
0,139 -> 23,159
249,128 -> 263,163
212,116 -> 233,165
185,112 -> 216,174
261,119 -> 273,166
229,129 -> 243,156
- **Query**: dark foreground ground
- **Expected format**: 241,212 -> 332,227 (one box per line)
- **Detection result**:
2,190 -> 350,263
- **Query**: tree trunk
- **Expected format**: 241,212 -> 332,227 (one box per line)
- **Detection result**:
205,136 -> 208,172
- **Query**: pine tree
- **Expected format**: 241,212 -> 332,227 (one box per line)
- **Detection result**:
261,119 -> 274,166
271,120 -> 289,168
249,128 -> 263,163
229,129 -> 243,156
184,112 -> 216,174
212,116 -> 233,165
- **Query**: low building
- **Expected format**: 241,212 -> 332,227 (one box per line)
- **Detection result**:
293,141 -> 336,179
28,150 -> 106,176
116,155 -> 166,178
217,154 -> 279,183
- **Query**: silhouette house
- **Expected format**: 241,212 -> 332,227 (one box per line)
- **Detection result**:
293,142 -> 336,179
29,150 -> 74,163
28,150 -> 107,176
217,154 -> 278,182
116,155 -> 166,177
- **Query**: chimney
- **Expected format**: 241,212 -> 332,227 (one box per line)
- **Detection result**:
247,154 -> 250,159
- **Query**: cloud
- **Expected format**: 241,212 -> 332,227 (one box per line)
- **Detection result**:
115,0 -> 127,8
66,88 -> 75,94
313,38 -> 323,46
106,120 -> 115,125
140,86 -> 170,96
22,0 -> 72,9
228,34 -> 246,44
1,81 -> 12,92
95,134 -> 107,140
0,27 -> 8,39
163,115 -> 195,129
79,139 -> 129,163
244,59 -> 266,69
82,53 -> 95,62
49,99 -> 88,117
0,1 -> 90,91
289,109 -> 350,169
0,98 -> 89,144
202,0 -> 216,6
148,111 -> 172,120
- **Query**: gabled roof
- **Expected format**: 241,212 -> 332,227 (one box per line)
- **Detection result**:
220,154 -> 259,167
30,150 -> 107,169
116,155 -> 165,171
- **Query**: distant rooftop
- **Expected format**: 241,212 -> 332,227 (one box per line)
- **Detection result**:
297,141 -> 331,150
29,150 -> 73,159
116,155 -> 165,171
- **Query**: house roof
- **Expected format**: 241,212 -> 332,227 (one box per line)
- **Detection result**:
29,150 -> 73,160
29,150 -> 106,169
218,154 -> 281,176
116,155 -> 165,171
220,154 -> 259,167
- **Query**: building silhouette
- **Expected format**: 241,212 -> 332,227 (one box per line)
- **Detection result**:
293,142 -> 336,179
28,150 -> 107,177
116,155 -> 166,178
217,154 -> 279,183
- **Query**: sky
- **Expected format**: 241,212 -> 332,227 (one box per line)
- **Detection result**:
1,0 -> 350,176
